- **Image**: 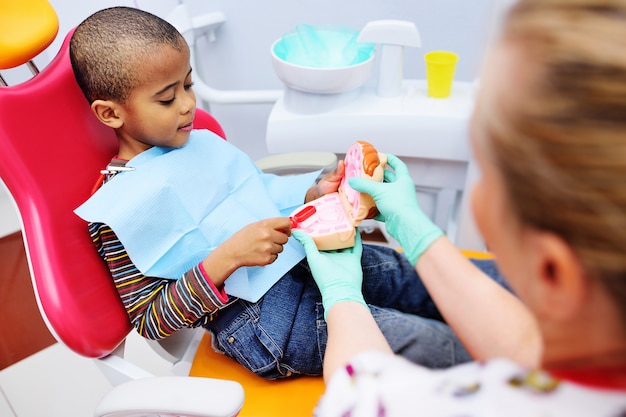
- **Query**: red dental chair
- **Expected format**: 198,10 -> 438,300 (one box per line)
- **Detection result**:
0,28 -> 247,417
0,3 -> 329,415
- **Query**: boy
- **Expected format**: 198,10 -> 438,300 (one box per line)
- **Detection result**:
70,6 -> 502,379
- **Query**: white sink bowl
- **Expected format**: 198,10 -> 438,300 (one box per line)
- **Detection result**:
271,29 -> 375,95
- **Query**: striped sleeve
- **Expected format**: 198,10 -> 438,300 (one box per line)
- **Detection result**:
89,222 -> 230,340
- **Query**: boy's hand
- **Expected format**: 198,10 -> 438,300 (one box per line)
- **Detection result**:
223,217 -> 292,267
305,160 -> 345,202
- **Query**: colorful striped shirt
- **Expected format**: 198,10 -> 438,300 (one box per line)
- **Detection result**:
88,170 -> 230,340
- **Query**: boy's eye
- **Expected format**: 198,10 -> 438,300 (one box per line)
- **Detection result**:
158,82 -> 193,104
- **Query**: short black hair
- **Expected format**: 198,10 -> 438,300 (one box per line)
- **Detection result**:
69,6 -> 186,103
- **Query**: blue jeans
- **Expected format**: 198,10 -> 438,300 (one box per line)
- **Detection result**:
205,244 -> 510,380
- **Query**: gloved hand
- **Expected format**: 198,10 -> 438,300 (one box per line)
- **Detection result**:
292,230 -> 367,319
349,153 -> 443,265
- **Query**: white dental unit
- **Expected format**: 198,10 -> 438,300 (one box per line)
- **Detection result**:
266,20 -> 482,250
167,0 -> 509,252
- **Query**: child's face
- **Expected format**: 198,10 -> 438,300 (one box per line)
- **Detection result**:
115,44 -> 196,159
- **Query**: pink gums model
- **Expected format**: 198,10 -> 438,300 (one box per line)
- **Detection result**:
290,141 -> 387,250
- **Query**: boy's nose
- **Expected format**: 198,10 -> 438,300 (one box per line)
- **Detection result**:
181,89 -> 196,113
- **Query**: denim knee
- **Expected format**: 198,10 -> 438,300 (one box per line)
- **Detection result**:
207,302 -> 285,378
370,305 -> 472,368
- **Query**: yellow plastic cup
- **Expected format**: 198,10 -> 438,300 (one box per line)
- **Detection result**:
424,51 -> 458,98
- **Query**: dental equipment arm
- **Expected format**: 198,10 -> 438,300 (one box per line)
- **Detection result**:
168,4 -> 282,105
357,20 -> 421,97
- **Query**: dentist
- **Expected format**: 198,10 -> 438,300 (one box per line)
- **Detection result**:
293,0 -> 626,415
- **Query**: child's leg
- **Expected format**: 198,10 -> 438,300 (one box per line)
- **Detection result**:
360,244 -> 510,321
205,265 -> 322,380
205,252 -> 508,378
305,300 -> 472,369
370,306 -> 473,367
308,303 -> 473,368
277,259 -> 479,374
281,291 -> 475,374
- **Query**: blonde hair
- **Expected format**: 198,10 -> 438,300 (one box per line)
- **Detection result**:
485,0 -> 626,320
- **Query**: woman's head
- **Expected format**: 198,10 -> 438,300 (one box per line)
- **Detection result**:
472,0 -> 626,324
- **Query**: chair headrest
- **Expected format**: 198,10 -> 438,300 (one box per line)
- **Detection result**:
0,0 -> 59,69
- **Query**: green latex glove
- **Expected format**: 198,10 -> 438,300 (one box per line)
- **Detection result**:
349,153 -> 443,265
292,230 -> 367,319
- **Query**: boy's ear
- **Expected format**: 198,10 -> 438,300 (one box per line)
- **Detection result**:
531,231 -> 587,322
91,99 -> 124,129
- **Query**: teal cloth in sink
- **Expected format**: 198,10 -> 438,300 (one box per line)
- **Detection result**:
274,24 -> 374,68
75,130 -> 321,302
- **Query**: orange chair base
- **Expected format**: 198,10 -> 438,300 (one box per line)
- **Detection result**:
460,249 -> 494,259
190,333 -> 325,417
